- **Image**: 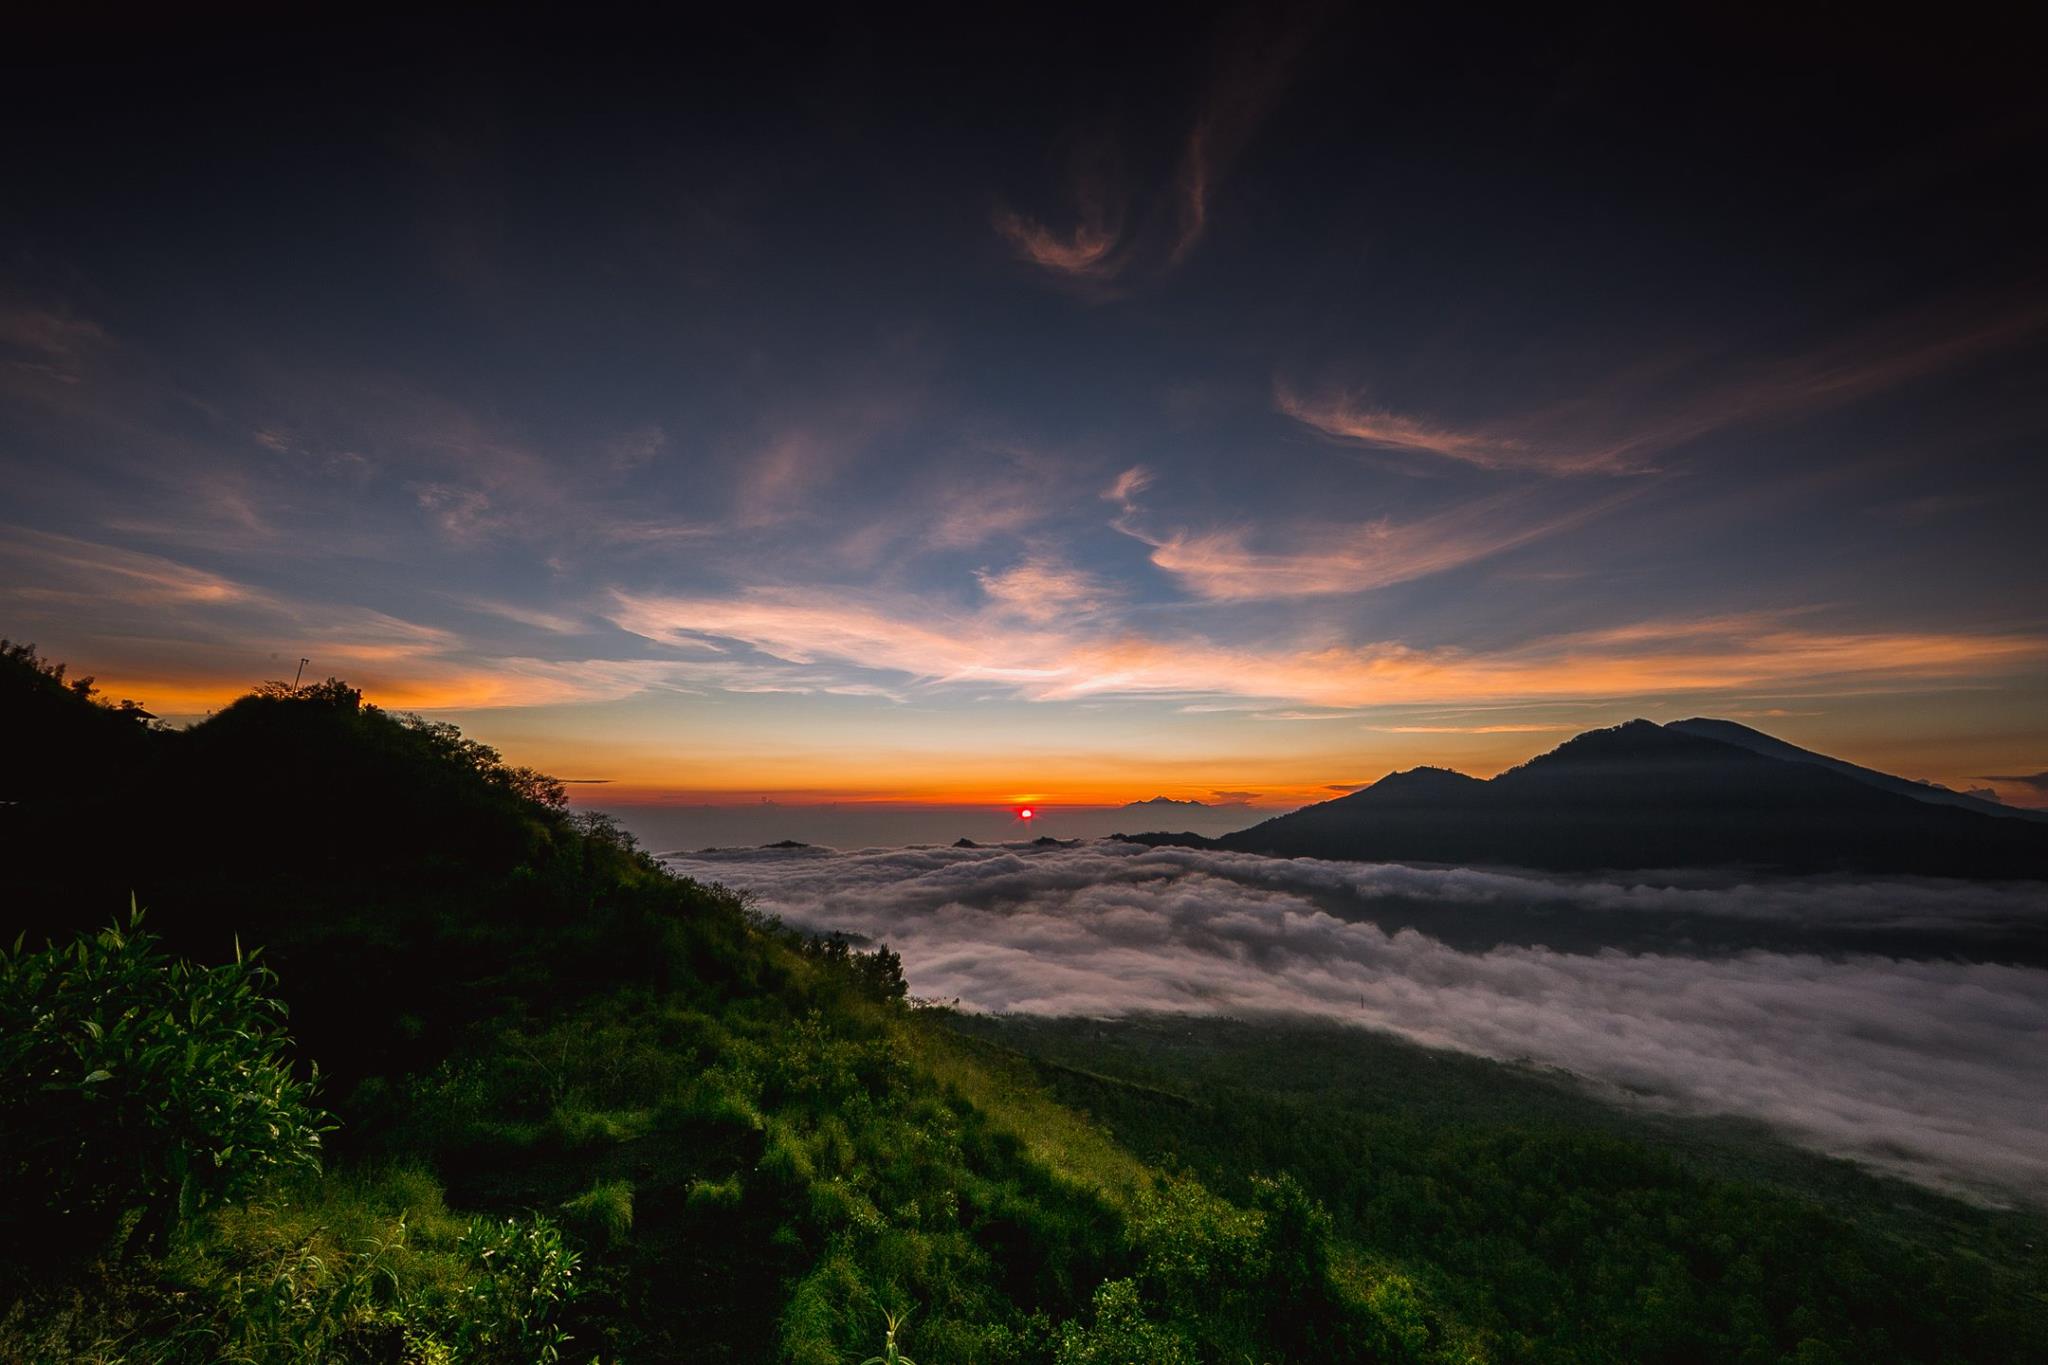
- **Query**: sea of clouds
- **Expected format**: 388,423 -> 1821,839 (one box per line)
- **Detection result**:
662,840 -> 2048,1202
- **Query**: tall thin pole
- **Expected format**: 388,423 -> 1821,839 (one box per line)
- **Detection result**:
292,657 -> 309,689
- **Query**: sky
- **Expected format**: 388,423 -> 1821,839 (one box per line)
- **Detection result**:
4,8 -> 2046,817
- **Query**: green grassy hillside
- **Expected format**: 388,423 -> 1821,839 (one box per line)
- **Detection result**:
3,646 -> 2043,1363
951,1014 -> 2048,1363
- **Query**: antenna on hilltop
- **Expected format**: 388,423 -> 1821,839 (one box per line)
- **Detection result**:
292,657 -> 310,689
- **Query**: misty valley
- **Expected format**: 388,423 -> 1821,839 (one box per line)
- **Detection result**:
666,840 -> 2048,1201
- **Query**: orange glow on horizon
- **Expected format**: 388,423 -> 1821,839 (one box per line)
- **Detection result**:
566,785 -> 1318,809
46,636 -> 2048,818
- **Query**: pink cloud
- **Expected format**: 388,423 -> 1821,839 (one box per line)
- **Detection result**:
1171,6 -> 1328,265
607,586 -> 2048,711
1118,485 -> 1640,601
977,553 -> 1113,623
992,208 -> 1123,279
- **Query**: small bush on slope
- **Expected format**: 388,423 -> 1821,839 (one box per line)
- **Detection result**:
0,910 -> 329,1260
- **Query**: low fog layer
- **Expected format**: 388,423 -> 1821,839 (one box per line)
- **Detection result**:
665,841 -> 2048,1203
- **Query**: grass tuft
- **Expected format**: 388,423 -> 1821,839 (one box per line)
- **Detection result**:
560,1178 -> 635,1247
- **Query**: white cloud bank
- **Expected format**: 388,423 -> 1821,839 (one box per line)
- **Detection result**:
665,842 -> 2048,1203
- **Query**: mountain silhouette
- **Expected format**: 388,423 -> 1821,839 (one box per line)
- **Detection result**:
1122,719 -> 2048,877
1664,717 -> 2047,823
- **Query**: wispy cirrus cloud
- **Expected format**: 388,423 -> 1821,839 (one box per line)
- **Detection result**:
1102,464 -> 1152,507
992,205 -> 1124,280
54,357 -> 716,567
999,4 -> 1328,283
13,517 -> 2042,723
724,384 -> 924,532
733,430 -> 836,528
977,551 -> 1113,623
442,595 -> 594,636
0,526 -> 255,608
1275,386 -> 1586,472
233,370 -> 647,552
993,131 -> 1133,286
0,528 -> 475,696
0,303 -> 107,389
1171,3 -> 1330,265
0,527 -> 718,713
1371,723 -> 1574,734
1114,477 -> 1640,601
1134,517 -> 1534,600
840,450 -> 1065,563
1280,293 -> 2048,476
608,583 -> 2048,712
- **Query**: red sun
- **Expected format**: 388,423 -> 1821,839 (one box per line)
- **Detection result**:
1017,807 -> 1035,821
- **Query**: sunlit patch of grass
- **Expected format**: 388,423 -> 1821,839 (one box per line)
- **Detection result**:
654,1069 -> 765,1133
884,1010 -> 1152,1207
144,1167 -> 476,1362
686,1173 -> 745,1209
545,1104 -> 654,1150
188,1164 -> 472,1297
1329,1246 -> 1489,1364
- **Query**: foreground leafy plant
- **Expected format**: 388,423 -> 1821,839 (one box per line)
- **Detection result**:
452,1214 -> 581,1364
0,907 -> 331,1260
860,1307 -> 918,1365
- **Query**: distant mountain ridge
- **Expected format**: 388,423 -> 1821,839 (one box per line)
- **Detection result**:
1120,719 -> 2048,878
1663,718 -> 2046,823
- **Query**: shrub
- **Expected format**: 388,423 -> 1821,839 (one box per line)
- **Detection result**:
1364,1273 -> 1432,1361
0,908 -> 330,1261
1055,1279 -> 1194,1365
1126,1172 -> 1264,1314
452,1214 -> 582,1364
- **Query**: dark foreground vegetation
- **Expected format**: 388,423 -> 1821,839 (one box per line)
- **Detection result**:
3,640 -> 2045,1362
